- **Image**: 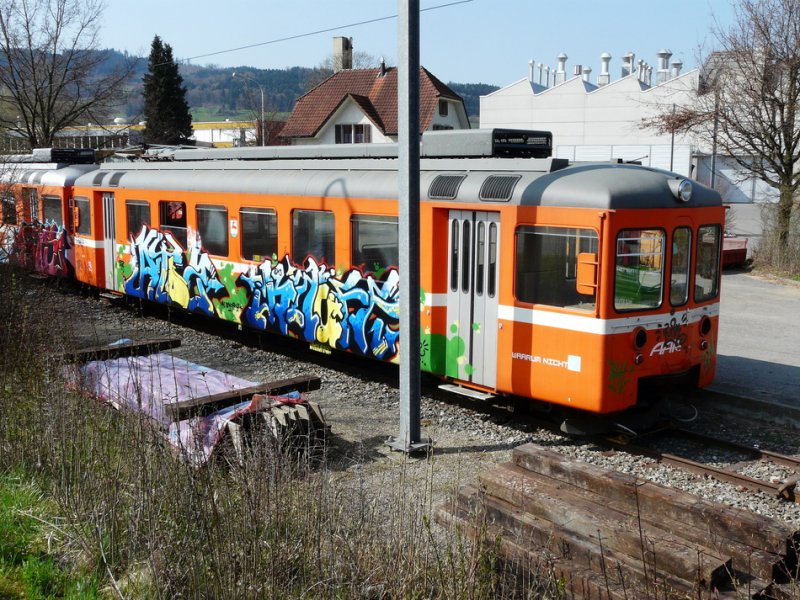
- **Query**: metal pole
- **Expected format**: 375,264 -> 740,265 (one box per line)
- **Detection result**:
388,0 -> 428,454
669,103 -> 675,171
260,86 -> 265,146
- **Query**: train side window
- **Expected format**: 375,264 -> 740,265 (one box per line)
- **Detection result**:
450,219 -> 459,291
159,201 -> 187,249
27,189 -> 38,221
197,204 -> 229,256
670,227 -> 692,306
351,214 -> 398,273
241,207 -> 277,262
614,229 -> 664,311
292,209 -> 334,265
476,221 -> 485,296
126,200 -> 151,239
74,196 -> 91,235
42,196 -> 62,226
2,192 -> 17,225
695,225 -> 721,302
515,226 -> 599,309
461,220 -> 471,293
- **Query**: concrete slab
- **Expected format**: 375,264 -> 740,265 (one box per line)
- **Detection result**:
710,272 -> 800,416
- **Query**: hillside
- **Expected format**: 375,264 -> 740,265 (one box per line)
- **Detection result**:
103,49 -> 498,123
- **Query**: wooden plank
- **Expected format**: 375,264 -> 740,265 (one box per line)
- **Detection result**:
165,374 -> 322,421
60,337 -> 181,363
438,484 -> 702,600
512,444 -> 797,559
479,463 -> 734,590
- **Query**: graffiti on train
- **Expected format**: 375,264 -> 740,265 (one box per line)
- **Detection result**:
119,226 -> 401,361
13,221 -> 73,277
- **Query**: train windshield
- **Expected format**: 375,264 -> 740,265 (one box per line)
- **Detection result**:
670,227 -> 692,306
614,229 -> 665,311
695,225 -> 721,302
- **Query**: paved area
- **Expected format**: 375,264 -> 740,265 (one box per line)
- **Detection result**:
711,271 -> 800,414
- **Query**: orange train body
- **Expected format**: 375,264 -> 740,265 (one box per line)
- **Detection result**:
1,132 -> 724,415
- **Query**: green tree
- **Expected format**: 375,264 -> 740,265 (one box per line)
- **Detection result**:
142,35 -> 192,144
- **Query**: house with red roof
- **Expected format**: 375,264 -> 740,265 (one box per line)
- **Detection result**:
280,60 -> 470,145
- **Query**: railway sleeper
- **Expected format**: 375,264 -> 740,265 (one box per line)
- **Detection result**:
438,484 -> 738,599
512,443 -> 799,566
477,464 -> 734,590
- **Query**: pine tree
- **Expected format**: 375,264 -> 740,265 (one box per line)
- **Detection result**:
142,36 -> 193,145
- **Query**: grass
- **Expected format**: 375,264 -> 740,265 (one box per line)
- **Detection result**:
0,264 -> 537,598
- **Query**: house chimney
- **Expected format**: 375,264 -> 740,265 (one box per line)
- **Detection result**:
582,65 -> 592,82
537,62 -> 544,85
529,59 -> 535,82
333,36 -> 352,72
555,53 -> 568,84
637,59 -> 645,81
671,59 -> 683,78
598,52 -> 611,85
656,48 -> 672,84
573,64 -> 582,77
622,52 -> 635,78
647,64 -> 653,85
544,65 -> 550,87
379,56 -> 386,77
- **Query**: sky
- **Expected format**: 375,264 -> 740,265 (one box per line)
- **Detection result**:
101,0 -> 738,86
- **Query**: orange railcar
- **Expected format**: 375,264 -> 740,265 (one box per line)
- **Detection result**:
7,131 -> 725,415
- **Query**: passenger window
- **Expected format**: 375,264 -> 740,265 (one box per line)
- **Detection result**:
159,201 -> 187,249
126,200 -> 151,239
75,196 -> 91,235
670,227 -> 692,306
42,196 -> 62,226
351,214 -> 398,273
450,219 -> 459,292
515,226 -> 599,309
614,229 -> 665,311
27,189 -> 38,221
461,220 -> 471,293
488,222 -> 497,298
695,225 -> 721,302
241,207 -> 277,262
292,210 -> 334,265
1,192 -> 16,225
197,204 -> 228,256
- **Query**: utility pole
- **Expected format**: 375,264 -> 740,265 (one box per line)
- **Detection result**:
233,72 -> 266,146
388,0 -> 429,454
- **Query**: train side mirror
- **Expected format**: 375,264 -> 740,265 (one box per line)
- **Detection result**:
576,252 -> 598,295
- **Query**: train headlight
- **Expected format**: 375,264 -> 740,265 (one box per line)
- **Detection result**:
669,178 -> 693,203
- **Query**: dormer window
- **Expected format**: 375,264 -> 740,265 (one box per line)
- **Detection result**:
335,123 -> 372,144
438,100 -> 449,117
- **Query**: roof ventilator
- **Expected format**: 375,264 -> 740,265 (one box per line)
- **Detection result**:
428,174 -> 467,199
479,174 -> 522,202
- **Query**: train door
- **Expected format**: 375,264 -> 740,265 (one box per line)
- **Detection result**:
446,210 -> 500,389
102,192 -> 117,290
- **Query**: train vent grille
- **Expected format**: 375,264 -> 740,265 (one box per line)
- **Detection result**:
479,174 -> 521,201
109,172 -> 125,187
428,174 -> 466,199
92,172 -> 105,186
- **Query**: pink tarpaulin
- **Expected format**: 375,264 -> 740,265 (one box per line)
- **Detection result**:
69,351 -> 279,466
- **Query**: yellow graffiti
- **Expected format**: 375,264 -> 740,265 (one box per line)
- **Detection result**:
313,283 -> 344,346
166,257 -> 190,309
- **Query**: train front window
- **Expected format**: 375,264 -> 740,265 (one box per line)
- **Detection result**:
292,210 -> 334,265
241,207 -> 277,262
515,226 -> 598,310
351,214 -> 398,274
1,192 -> 16,225
159,201 -> 187,250
197,205 -> 229,256
614,229 -> 664,311
42,196 -> 62,226
670,227 -> 692,306
695,225 -> 721,302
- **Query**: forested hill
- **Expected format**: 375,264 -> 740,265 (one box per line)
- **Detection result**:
101,49 -> 498,122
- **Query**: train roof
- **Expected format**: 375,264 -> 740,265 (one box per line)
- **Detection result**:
0,163 -> 97,186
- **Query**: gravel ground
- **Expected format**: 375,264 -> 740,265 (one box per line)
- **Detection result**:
34,280 -> 800,532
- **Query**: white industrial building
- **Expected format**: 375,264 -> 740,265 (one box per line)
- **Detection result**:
480,50 -> 775,207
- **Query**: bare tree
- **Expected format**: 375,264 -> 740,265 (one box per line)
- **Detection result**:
0,0 -> 136,149
646,0 -> 800,257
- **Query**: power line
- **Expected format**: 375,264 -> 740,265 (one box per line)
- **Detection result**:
178,0 -> 473,65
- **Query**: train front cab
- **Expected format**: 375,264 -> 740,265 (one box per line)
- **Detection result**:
497,203 -> 723,415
